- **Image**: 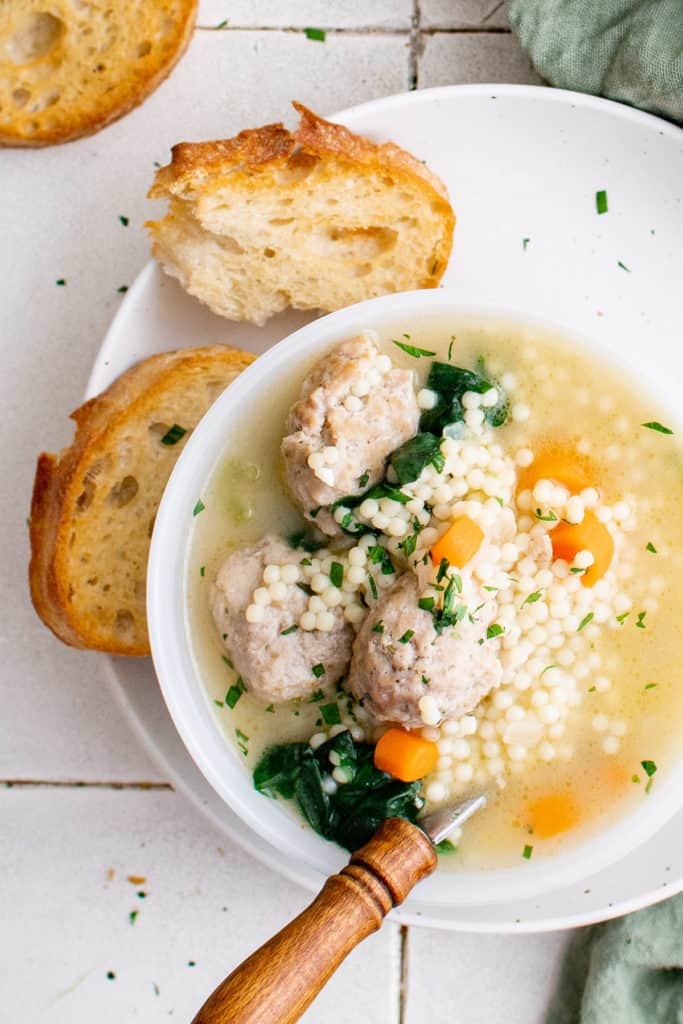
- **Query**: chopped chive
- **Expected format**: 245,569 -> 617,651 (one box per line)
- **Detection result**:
570,566 -> 586,574
372,620 -> 384,633
522,844 -> 533,860
312,663 -> 325,678
392,339 -> 436,359
635,611 -> 647,629
368,574 -> 378,600
192,499 -> 205,516
577,612 -> 594,632
117,285 -> 128,293
646,542 -> 657,553
265,704 -> 275,713
330,562 -> 344,588
225,678 -> 245,708
523,591 -> 542,605
595,190 -> 608,215
541,664 -> 560,675
418,596 -> 435,611
321,703 -> 341,725
452,574 -> 463,594
280,624 -> 298,636
119,215 -> 129,226
617,260 -> 630,272
436,557 -> 449,583
522,237 -> 530,250
305,26 -> 326,40
235,728 -> 249,743
199,566 -> 205,577
486,624 -> 504,640
447,337 -> 455,361
358,471 -> 369,488
398,629 -> 414,644
642,421 -> 673,435
160,423 -> 187,446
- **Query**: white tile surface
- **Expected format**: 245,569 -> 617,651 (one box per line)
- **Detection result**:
419,32 -> 542,87
3,10 -> 572,1024
405,927 -> 570,1023
421,0 -> 510,29
1,787 -> 398,1023
197,0 -> 413,28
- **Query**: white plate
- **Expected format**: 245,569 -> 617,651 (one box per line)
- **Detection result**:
89,84 -> 683,932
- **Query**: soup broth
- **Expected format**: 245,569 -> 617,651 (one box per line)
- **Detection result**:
187,314 -> 683,870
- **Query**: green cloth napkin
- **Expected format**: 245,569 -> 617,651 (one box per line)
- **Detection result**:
508,0 -> 683,124
546,893 -> 683,1023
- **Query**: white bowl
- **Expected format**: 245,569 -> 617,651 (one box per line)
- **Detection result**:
147,287 -> 683,909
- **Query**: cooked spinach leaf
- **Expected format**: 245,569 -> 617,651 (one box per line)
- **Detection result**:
420,358 -> 509,433
253,732 -> 421,851
389,432 -> 444,484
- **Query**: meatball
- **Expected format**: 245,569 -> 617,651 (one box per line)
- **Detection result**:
348,572 -> 502,728
281,332 -> 419,535
210,536 -> 353,704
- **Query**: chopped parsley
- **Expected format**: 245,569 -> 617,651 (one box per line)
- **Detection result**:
192,498 -> 205,516
368,575 -> 378,600
129,910 -> 138,925
570,567 -> 586,574
635,611 -> 647,629
595,190 -> 608,215
644,682 -> 658,690
296,581 -> 314,596
235,728 -> 249,743
117,285 -> 128,293
436,557 -> 450,583
265,705 -> 275,713
522,237 -> 530,250
56,278 -> 66,286
310,506 -> 321,518
522,844 -> 533,860
106,971 -> 116,980
617,260 -> 630,272
280,624 -> 298,636
225,678 -> 246,708
616,611 -> 630,624
214,19 -> 228,28
321,703 -> 341,725
448,337 -> 455,361
372,620 -> 384,633
577,612 -> 594,632
119,215 -> 130,226
646,542 -> 657,553
541,664 -> 560,675
213,699 -> 224,708
330,562 -> 344,588
421,675 -> 430,686
632,774 -> 641,784
221,654 -> 233,669
199,566 -> 205,577
312,663 -> 326,678
535,508 -> 557,522
358,471 -> 370,488
160,423 -> 187,445
486,624 -> 504,640
641,760 -> 657,792
392,339 -> 436,359
308,689 -> 325,703
398,629 -> 415,644
400,532 -> 419,557
368,545 -> 395,575
305,26 -> 326,40
522,590 -> 542,605
435,838 -> 457,853
418,596 -> 435,611
641,421 -> 673,435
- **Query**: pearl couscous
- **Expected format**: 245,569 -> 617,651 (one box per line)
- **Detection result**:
189,315 -> 683,869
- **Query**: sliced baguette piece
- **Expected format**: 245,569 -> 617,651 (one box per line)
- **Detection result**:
0,0 -> 196,147
147,102 -> 455,325
29,345 -> 254,655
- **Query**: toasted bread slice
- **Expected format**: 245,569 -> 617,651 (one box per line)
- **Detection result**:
29,345 -> 254,655
0,0 -> 196,147
147,102 -> 455,325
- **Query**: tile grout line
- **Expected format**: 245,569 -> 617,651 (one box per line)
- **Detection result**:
1,779 -> 173,790
408,0 -> 421,91
194,25 -> 511,36
398,924 -> 410,1024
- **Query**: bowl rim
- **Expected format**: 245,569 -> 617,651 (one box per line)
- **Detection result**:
147,287 -> 683,907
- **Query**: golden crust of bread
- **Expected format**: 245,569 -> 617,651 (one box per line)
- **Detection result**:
29,345 -> 254,655
0,0 -> 197,148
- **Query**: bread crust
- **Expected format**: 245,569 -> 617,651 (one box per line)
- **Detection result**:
0,1 -> 197,148
29,346 -> 254,655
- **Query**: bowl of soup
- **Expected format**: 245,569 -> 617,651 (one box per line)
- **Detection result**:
147,288 -> 683,908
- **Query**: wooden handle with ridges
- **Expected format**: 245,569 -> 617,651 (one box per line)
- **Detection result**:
191,818 -> 437,1024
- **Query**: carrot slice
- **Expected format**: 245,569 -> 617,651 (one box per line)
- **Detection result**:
517,447 -> 593,494
550,510 -> 614,586
430,514 -> 484,569
527,793 -> 579,839
374,728 -> 439,783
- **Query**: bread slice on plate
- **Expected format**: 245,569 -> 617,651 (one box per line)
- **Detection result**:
147,102 -> 455,325
29,345 -> 254,656
0,0 -> 197,147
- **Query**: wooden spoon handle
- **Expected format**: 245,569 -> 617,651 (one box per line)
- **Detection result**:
192,817 -> 437,1024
